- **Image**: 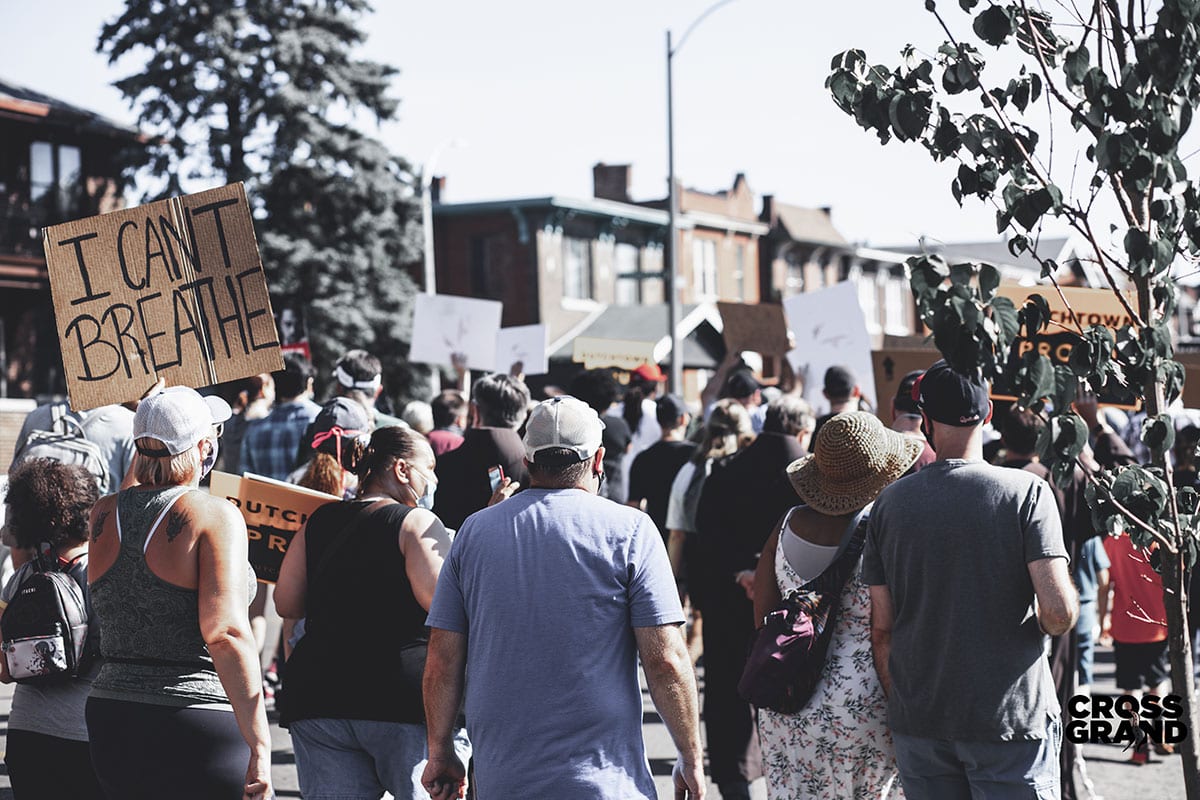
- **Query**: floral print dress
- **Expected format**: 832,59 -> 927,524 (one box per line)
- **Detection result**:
757,519 -> 903,800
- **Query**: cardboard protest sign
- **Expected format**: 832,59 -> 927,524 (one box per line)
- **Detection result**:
783,282 -> 877,412
494,324 -> 548,376
210,471 -> 339,584
409,294 -> 502,370
1175,352 -> 1200,410
871,348 -> 940,422
994,284 -> 1139,407
716,302 -> 791,356
43,183 -> 282,411
571,337 -> 657,371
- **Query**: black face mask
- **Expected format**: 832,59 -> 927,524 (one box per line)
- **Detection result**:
920,414 -> 935,451
596,470 -> 606,495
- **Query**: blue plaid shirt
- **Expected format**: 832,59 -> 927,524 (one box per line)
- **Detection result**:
240,399 -> 322,481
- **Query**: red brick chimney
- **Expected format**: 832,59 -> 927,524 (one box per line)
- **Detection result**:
593,163 -> 631,203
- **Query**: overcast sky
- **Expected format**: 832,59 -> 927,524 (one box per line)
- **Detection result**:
3,0 -> 1093,247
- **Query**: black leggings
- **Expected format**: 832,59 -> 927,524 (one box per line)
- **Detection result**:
6,729 -> 103,799
86,697 -> 246,800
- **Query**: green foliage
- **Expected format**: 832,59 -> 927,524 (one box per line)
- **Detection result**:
907,254 -> 1018,379
829,0 -> 1200,619
100,0 -> 424,404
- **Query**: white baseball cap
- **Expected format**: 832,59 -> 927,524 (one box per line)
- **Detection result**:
523,396 -> 605,464
134,386 -> 233,456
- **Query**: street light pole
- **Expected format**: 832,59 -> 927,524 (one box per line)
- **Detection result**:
421,140 -> 466,296
665,0 -> 736,397
666,30 -> 681,396
420,139 -> 465,395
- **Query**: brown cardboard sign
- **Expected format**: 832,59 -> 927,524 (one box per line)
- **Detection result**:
717,302 -> 791,356
43,183 -> 283,410
872,349 -> 940,422
209,471 -> 339,584
994,285 -> 1139,407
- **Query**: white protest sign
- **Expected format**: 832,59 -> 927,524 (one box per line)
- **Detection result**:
783,281 -> 877,413
494,324 -> 548,376
409,294 -> 503,370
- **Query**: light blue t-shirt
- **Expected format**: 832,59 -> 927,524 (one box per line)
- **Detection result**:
1073,536 -> 1111,603
426,488 -> 684,799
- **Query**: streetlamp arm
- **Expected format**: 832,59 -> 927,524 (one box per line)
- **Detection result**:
671,0 -> 738,56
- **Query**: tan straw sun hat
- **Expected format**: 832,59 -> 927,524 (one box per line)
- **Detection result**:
786,411 -> 924,515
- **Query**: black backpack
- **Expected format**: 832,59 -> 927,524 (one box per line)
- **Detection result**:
1,552 -> 93,684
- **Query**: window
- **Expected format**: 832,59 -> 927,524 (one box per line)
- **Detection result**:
733,243 -> 746,302
614,242 -> 640,306
463,237 -> 492,299
29,142 -> 82,226
883,270 -> 911,334
563,237 -> 593,300
850,263 -> 881,334
641,243 -> 665,304
692,238 -> 717,301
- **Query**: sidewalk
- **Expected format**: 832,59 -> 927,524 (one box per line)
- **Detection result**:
1077,644 -> 1186,800
0,641 -> 1187,798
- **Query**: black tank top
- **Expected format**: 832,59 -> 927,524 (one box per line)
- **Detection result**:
280,500 -> 428,726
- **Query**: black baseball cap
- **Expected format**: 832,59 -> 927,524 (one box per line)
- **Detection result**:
913,360 -> 991,427
824,365 -> 856,396
656,394 -> 689,427
725,371 -> 761,400
894,370 -> 924,415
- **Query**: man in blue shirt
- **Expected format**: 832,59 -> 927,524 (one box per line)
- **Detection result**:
241,354 -> 321,480
423,396 -> 705,799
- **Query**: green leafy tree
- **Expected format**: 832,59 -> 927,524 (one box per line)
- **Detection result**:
829,1 -> 1200,792
99,0 -> 423,405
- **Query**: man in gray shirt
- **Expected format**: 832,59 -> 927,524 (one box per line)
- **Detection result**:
862,360 -> 1078,797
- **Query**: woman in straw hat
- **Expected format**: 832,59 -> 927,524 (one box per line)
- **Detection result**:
753,411 -> 921,800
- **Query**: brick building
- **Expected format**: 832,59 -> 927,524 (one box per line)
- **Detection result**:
0,78 -> 144,398
431,164 -> 769,351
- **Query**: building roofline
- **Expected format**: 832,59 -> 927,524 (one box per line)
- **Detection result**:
434,196 -> 676,226
0,77 -> 143,142
435,194 -> 770,235
686,209 -> 769,236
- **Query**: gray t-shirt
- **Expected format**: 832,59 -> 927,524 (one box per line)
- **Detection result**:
862,459 -> 1068,741
0,558 -> 99,741
427,488 -> 684,799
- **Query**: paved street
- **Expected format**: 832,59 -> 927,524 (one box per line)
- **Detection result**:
0,643 -> 1186,798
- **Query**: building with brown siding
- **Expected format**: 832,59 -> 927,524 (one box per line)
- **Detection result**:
0,78 -> 145,398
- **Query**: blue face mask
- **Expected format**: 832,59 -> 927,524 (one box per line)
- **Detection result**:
201,438 -> 218,479
410,467 -> 437,510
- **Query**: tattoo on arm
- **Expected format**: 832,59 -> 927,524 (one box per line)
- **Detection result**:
165,511 -> 186,543
91,511 -> 109,542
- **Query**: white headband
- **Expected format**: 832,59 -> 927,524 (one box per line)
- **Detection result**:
334,364 -> 382,393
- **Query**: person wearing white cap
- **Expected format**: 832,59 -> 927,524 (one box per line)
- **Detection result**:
84,386 -> 272,800
422,396 -> 706,800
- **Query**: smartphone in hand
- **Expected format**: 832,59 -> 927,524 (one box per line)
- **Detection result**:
488,465 -> 505,493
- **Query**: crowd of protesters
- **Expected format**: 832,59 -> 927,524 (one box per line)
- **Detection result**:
0,342 -> 1192,800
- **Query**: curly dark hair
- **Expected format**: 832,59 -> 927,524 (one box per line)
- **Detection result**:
4,459 -> 99,549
